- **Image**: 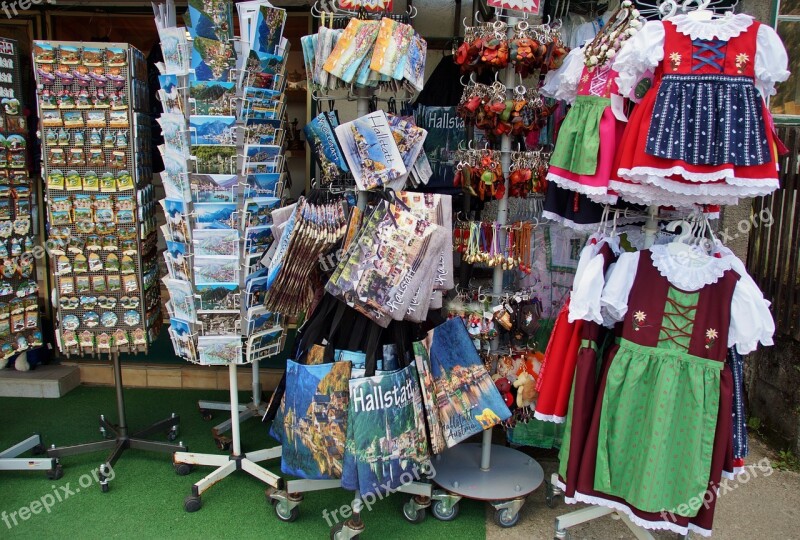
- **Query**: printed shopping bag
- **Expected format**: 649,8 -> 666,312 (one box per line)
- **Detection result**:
280,359 -> 352,479
341,363 -> 429,497
414,318 -> 511,450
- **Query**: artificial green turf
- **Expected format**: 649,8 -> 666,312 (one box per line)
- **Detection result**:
0,385 -> 486,539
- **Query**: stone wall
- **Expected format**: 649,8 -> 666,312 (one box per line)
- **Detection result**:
738,0 -> 800,455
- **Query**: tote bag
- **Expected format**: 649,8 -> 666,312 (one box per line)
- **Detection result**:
341,363 -> 430,497
414,318 -> 512,449
280,359 -> 352,479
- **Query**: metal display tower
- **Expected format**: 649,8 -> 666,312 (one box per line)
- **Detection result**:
197,360 -> 266,448
425,11 -> 544,528
48,352 -> 186,491
176,363 -> 282,512
32,41 -> 185,490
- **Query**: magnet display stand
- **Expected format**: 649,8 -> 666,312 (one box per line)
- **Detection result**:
0,434 -> 59,477
47,351 -> 186,491
175,362 -> 282,512
197,360 -> 266,447
546,206 -> 686,540
427,11 -> 544,527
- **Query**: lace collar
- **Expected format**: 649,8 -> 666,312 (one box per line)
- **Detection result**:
650,243 -> 736,291
668,12 -> 754,41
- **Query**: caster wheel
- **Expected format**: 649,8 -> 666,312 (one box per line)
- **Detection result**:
199,409 -> 213,421
100,482 -> 109,493
46,464 -> 63,480
274,501 -> 299,522
215,437 -> 231,451
402,501 -> 426,524
174,463 -> 193,476
555,532 -> 571,540
167,429 -> 178,442
431,500 -> 459,521
31,443 -> 45,455
184,495 -> 202,512
494,507 -> 520,528
544,485 -> 556,508
330,523 -> 359,540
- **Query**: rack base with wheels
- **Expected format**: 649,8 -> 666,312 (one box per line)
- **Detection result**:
430,440 -> 543,528
175,363 -> 281,512
0,433 -> 60,478
46,352 -> 187,492
267,477 -> 432,530
197,360 -> 267,449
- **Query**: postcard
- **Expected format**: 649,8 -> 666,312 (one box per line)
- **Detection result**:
165,240 -> 191,281
194,202 -> 237,230
323,19 -> 380,83
163,277 -> 196,322
161,198 -> 191,243
188,3 -> 233,42
244,225 -> 273,254
198,335 -> 242,365
169,317 -> 196,360
157,27 -> 190,75
244,144 -> 280,164
245,306 -> 279,336
252,5 -> 286,56
193,229 -> 239,256
246,326 -> 284,357
242,197 -> 279,228
161,148 -> 191,201
195,283 -> 240,311
189,115 -> 237,145
190,173 -> 238,203
192,145 -> 236,175
189,80 -> 236,115
404,32 -> 427,92
158,113 -> 190,156
193,256 -> 238,284
191,37 -> 236,82
245,173 -> 282,197
198,310 -> 240,336
244,118 -> 282,145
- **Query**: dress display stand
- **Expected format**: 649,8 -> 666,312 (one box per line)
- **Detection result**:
175,362 -> 282,512
547,206 -> 688,540
428,12 -> 544,528
47,352 -> 186,492
0,434 -> 58,477
197,360 -> 266,448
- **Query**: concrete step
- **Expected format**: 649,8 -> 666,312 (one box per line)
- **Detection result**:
0,364 -> 81,398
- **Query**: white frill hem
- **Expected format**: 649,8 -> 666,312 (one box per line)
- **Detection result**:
546,172 -> 619,205
533,410 -> 567,423
650,243 -> 736,291
609,179 -> 743,207
565,490 -> 714,537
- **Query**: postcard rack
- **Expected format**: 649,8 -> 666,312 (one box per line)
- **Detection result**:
153,0 -> 291,512
32,40 -> 184,490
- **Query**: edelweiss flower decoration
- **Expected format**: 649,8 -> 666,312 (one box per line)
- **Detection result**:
669,52 -> 682,71
705,328 -> 719,349
633,310 -> 646,331
735,53 -> 750,74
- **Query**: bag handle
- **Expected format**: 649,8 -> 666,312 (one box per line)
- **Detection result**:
363,323 -> 383,377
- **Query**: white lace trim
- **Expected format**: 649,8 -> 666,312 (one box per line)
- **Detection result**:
570,490 -> 713,537
547,171 -> 618,205
619,166 -> 780,186
669,13 -> 754,41
608,179 -> 742,207
532,410 -> 567,423
629,172 -> 779,198
542,210 -> 603,232
650,243 -> 736,291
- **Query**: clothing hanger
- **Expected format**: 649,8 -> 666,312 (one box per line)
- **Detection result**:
683,0 -> 715,21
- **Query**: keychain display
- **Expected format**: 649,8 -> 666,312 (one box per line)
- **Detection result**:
34,41 -> 160,355
455,19 -> 568,76
0,38 -> 44,362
